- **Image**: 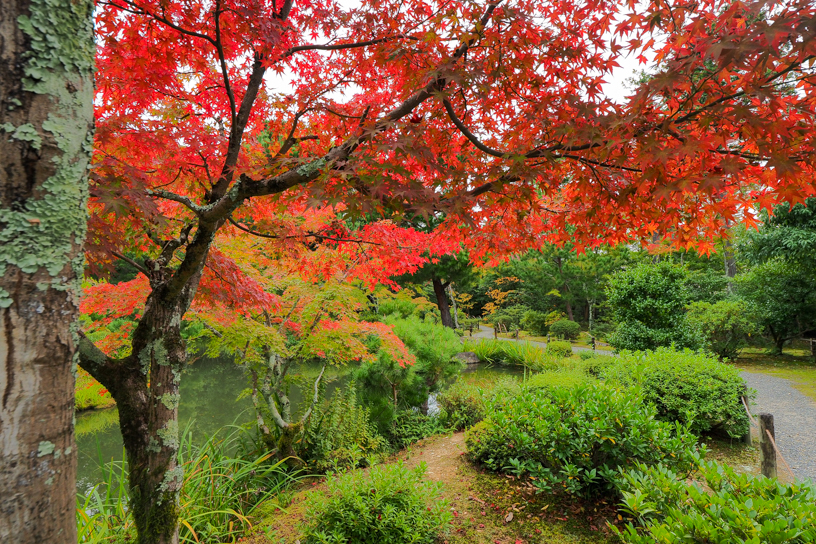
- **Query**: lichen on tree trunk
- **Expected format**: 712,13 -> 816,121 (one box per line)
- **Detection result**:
0,0 -> 94,541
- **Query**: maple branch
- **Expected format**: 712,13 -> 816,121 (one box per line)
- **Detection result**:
213,0 -> 237,130
212,54 -> 269,200
204,2 -> 502,219
283,35 -> 419,58
111,251 -> 150,276
442,98 -> 511,159
148,189 -> 206,215
227,217 -> 386,246
103,1 -> 214,43
77,332 -> 139,399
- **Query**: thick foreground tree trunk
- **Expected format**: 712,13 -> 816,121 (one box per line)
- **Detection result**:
432,277 -> 454,328
0,0 -> 94,541
80,284 -> 197,544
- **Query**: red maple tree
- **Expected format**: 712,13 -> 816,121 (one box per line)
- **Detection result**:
79,0 -> 816,541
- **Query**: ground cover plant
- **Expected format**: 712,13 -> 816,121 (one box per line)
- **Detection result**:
301,463 -> 451,544
614,460 -> 816,543
466,384 -> 699,497
601,347 -> 751,438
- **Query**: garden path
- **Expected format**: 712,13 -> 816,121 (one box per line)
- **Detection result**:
741,371 -> 816,483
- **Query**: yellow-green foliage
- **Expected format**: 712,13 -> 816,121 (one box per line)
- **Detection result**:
75,367 -> 114,411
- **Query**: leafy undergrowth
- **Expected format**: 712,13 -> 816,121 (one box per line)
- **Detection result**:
735,349 -> 816,403
245,433 -> 620,544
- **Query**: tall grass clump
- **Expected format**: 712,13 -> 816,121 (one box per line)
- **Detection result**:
77,426 -> 304,544
463,339 -> 565,370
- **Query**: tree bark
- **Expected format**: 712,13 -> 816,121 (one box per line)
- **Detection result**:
432,277 -> 454,328
80,272 -> 203,544
1,0 -> 94,541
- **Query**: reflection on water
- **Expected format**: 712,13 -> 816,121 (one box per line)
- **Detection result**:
76,357 -> 522,488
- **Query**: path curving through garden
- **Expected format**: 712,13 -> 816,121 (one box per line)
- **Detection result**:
741,371 -> 816,483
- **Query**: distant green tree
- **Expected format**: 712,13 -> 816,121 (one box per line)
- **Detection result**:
742,198 -> 816,267
606,262 -> 701,352
735,260 -> 816,354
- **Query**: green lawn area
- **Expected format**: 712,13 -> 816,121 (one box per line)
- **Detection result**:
734,347 -> 816,403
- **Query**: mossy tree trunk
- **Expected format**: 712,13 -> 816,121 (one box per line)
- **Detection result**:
80,262 -> 206,544
0,0 -> 94,541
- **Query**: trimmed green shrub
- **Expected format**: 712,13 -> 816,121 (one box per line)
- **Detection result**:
549,319 -> 581,340
686,299 -> 760,360
465,384 -> 699,497
488,304 -> 529,331
578,350 -> 595,360
302,463 -> 452,544
437,381 -> 485,430
546,340 -> 573,358
521,310 -> 549,335
606,262 -> 702,351
525,369 -> 595,391
600,347 -> 751,438
614,460 -> 816,543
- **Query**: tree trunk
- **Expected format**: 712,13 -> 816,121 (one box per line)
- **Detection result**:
723,238 -> 737,294
447,284 -> 459,329
80,281 -> 202,544
565,299 -> 574,321
432,277 -> 454,328
1,0 -> 94,541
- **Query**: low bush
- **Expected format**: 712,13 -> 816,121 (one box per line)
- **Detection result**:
466,384 -> 699,497
302,463 -> 452,544
521,310 -> 549,335
546,340 -> 573,358
549,319 -> 581,340
302,385 -> 388,472
614,460 -> 816,543
384,410 -> 446,450
525,369 -> 595,391
686,298 -> 759,360
437,381 -> 486,430
600,347 -> 751,438
575,354 -> 616,377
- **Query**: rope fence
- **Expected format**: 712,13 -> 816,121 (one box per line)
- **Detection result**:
741,396 -> 796,481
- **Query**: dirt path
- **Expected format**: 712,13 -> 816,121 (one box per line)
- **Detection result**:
403,431 -> 467,482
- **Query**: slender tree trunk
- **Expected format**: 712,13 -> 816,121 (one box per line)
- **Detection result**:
565,299 -> 574,321
1,0 -> 94,541
447,284 -> 459,329
723,237 -> 737,294
432,277 -> 454,328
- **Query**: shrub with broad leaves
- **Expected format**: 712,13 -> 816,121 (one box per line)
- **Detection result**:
465,384 -> 699,497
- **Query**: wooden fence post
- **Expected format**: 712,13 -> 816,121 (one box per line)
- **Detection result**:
759,413 -> 777,479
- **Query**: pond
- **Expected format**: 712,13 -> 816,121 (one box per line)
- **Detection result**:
75,357 -> 523,489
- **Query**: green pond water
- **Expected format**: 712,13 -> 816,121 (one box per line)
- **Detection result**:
75,357 -> 522,490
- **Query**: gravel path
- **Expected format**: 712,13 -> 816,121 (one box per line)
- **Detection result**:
741,371 -> 816,483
